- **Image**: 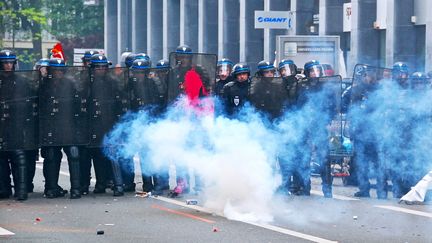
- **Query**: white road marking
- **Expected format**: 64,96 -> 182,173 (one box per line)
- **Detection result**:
310,190 -> 359,201
374,205 -> 432,218
0,227 -> 15,236
152,196 -> 337,243
43,167 -> 339,242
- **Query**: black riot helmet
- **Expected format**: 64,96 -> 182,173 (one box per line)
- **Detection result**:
176,45 -> 192,54
48,58 -> 66,67
256,60 -> 276,77
278,59 -> 297,77
175,45 -> 193,67
409,72 -> 430,90
34,58 -> 50,70
231,63 -> 250,78
90,54 -> 110,68
156,59 -> 170,69
47,58 -> 67,77
135,53 -> 151,61
0,49 -> 17,71
124,53 -> 136,68
392,62 -> 409,79
131,59 -> 151,70
82,50 -> 99,63
304,60 -> 323,78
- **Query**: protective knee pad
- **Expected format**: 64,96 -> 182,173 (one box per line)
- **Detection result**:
66,146 -> 80,160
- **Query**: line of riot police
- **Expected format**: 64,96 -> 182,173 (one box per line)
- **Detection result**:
2,44 -> 430,201
0,45 -> 347,201
343,62 -> 432,200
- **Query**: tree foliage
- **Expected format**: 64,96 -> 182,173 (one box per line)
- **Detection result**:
0,0 -> 104,65
45,0 -> 104,40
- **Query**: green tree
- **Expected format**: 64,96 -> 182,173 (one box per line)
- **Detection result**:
45,0 -> 104,61
0,0 -> 46,63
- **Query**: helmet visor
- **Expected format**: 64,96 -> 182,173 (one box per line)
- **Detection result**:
279,64 -> 297,77
217,64 -> 232,78
308,65 -> 323,78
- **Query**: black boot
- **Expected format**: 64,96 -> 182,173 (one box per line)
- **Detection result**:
142,175 -> 154,192
79,148 -> 91,195
111,160 -> 124,197
14,151 -> 28,201
67,146 -> 81,199
26,150 -> 37,193
321,161 -> 333,198
93,149 -> 108,194
43,147 -> 64,199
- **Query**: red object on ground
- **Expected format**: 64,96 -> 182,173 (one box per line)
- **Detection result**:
35,217 -> 41,222
212,226 -> 219,232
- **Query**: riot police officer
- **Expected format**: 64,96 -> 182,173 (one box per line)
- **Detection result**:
393,62 -> 410,88
40,58 -> 83,199
276,59 -> 304,195
214,58 -> 234,97
129,59 -> 169,195
221,63 -> 251,116
278,59 -> 299,108
81,50 -> 99,67
85,54 -> 125,196
303,60 -> 323,78
291,60 -> 332,197
348,65 -> 385,198
0,50 -> 31,200
168,45 -> 211,103
255,60 -> 276,78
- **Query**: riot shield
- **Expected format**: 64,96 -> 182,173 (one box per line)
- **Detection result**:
167,52 -> 217,103
39,66 -> 90,146
88,67 -> 129,147
0,70 -> 39,151
350,64 -> 392,106
129,68 -> 168,112
249,77 -> 290,119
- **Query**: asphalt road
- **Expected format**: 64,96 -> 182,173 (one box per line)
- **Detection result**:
1,159 -> 431,243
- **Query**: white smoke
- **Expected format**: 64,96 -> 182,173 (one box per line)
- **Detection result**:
105,98 -> 282,223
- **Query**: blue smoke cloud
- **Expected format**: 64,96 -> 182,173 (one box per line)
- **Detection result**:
103,73 -> 432,222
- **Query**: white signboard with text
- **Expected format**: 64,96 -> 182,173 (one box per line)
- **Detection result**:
254,11 -> 293,29
343,3 -> 352,32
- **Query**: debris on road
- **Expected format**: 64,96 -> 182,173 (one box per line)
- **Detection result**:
97,230 -> 104,235
135,191 -> 151,198
35,217 -> 42,222
353,216 -> 358,220
212,226 -> 219,232
186,199 -> 198,205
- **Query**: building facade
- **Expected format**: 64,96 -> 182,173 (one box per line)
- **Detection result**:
104,0 -> 432,76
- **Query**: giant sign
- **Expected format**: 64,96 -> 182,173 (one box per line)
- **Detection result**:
254,11 -> 293,29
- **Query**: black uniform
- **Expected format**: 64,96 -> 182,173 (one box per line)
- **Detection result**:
221,80 -> 250,116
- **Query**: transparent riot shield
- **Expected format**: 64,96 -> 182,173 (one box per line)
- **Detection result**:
129,68 -> 168,113
350,64 -> 393,107
39,66 -> 90,146
88,67 -> 129,147
249,77 -> 290,119
0,70 -> 39,150
167,52 -> 217,103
